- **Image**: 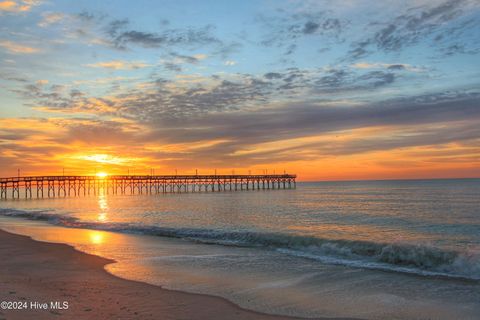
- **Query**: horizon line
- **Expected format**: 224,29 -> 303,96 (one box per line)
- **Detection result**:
300,177 -> 480,183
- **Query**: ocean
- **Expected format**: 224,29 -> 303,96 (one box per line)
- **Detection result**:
1,179 -> 479,319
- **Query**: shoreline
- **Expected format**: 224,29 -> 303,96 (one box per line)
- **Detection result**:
0,229 -> 358,320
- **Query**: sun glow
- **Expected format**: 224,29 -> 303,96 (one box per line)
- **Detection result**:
79,154 -> 129,165
96,172 -> 108,178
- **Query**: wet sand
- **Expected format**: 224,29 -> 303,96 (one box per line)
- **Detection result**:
0,229 -> 358,320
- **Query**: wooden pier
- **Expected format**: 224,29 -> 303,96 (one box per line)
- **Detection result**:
0,174 -> 296,199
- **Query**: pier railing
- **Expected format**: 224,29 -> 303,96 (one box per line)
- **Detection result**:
0,174 -> 297,199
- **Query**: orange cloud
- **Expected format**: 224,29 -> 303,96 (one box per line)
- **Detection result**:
38,12 -> 64,27
0,40 -> 39,53
351,62 -> 425,72
0,0 -> 39,12
0,1 -> 16,10
75,154 -> 138,165
1,114 -> 479,180
85,60 -> 151,70
246,146 -> 480,182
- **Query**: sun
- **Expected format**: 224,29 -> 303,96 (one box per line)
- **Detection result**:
96,172 -> 109,178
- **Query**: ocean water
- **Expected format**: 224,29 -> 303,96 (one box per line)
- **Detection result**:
1,179 -> 479,319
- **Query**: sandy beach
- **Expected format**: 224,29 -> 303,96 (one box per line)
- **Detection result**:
0,229 -> 359,320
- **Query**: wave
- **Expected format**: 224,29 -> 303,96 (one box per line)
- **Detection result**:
1,208 -> 479,281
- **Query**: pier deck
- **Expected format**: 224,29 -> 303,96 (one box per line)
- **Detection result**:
0,174 -> 296,199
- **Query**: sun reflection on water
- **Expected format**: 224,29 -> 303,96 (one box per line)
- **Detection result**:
97,193 -> 108,222
88,231 -> 105,244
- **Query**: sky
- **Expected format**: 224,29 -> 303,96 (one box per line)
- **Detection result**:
0,0 -> 479,180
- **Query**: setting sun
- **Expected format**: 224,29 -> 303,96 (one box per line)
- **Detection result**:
96,172 -> 109,178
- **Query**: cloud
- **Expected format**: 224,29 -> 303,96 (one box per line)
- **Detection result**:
150,91 -> 480,169
64,13 -> 236,60
0,117 -> 145,176
163,61 -> 183,72
57,120 -> 138,146
193,54 -> 208,60
217,121 -> 480,169
38,12 -> 64,27
346,0 -> 479,60
258,9 -> 347,56
302,21 -> 319,34
136,91 -> 480,169
17,73 -> 273,120
85,60 -> 151,70
19,64 -> 476,141
0,70 -> 28,82
115,28 -> 219,49
17,64 -> 412,123
0,0 -> 39,13
0,1 -> 18,11
264,72 -> 282,79
352,62 -> 425,72
439,43 -> 480,56
104,18 -> 221,50
310,68 -> 398,93
0,40 -> 39,53
163,62 -> 182,72
4,80 -> 480,172
15,82 -> 118,116
33,10 -> 239,62
158,52 -> 209,72
224,60 -> 237,66
169,52 -> 207,64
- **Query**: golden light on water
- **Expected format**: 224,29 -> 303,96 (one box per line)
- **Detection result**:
88,231 -> 105,245
97,194 -> 108,222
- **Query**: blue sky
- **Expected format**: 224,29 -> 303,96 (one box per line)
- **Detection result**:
0,0 -> 479,179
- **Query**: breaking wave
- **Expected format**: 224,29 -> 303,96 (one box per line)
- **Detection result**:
1,208 -> 479,281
